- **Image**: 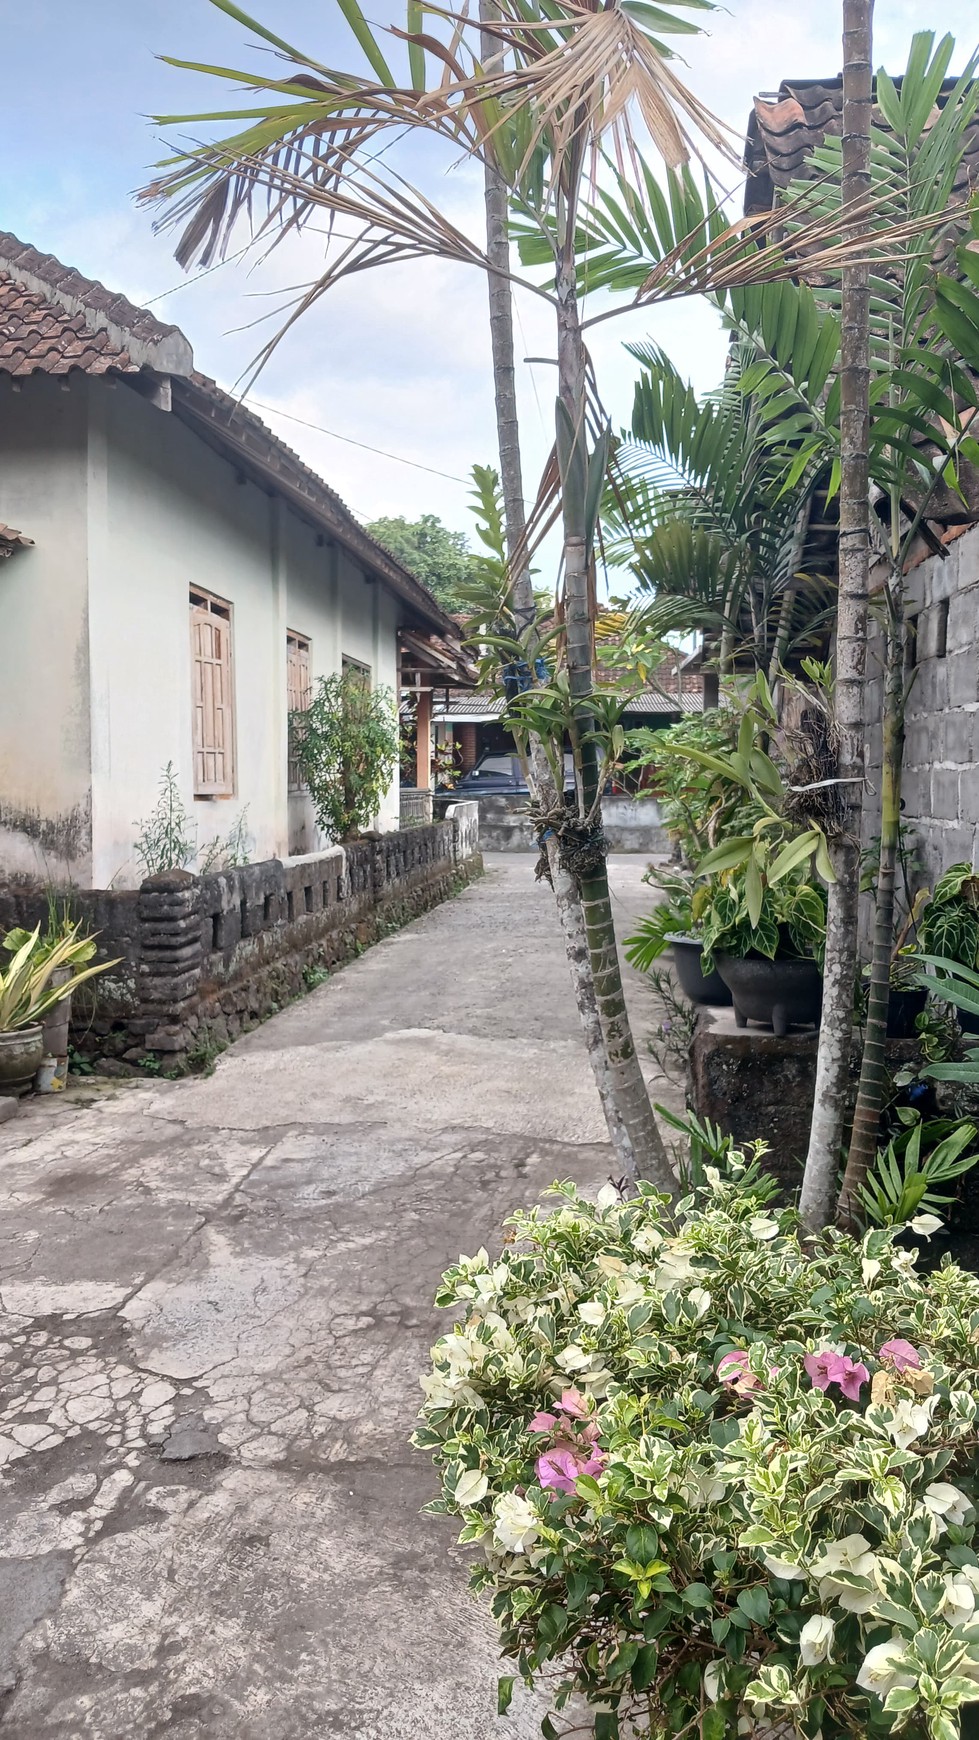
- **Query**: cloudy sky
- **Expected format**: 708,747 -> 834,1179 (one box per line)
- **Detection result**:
3,1 -> 977,545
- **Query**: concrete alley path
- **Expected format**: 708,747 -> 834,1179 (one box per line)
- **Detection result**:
0,855 -> 669,1739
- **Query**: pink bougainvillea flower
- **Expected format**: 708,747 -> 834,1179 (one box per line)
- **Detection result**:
556,1388 -> 591,1420
717,1351 -> 765,1395
805,1350 -> 845,1392
836,1356 -> 870,1401
805,1350 -> 869,1400
537,1443 -> 606,1496
879,1338 -> 922,1374
528,1411 -> 558,1434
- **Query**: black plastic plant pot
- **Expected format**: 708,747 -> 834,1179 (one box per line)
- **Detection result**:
715,952 -> 822,1037
666,934 -> 732,1007
886,985 -> 928,1038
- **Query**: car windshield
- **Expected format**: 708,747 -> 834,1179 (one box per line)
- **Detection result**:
470,756 -> 512,776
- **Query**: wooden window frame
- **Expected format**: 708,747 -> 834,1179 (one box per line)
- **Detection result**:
190,586 -> 237,798
287,630 -> 312,793
341,654 -> 371,690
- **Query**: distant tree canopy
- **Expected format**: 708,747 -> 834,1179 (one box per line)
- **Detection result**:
365,512 -> 474,613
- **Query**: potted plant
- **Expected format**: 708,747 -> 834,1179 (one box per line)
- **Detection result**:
0,926 -> 116,1096
920,866 -> 979,1034
624,868 -> 732,1007
701,869 -> 827,1036
3,900 -> 100,1069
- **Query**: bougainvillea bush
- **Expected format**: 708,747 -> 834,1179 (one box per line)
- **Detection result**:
414,1163 -> 979,1740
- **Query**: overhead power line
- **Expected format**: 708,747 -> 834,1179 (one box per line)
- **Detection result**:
246,397 -> 471,484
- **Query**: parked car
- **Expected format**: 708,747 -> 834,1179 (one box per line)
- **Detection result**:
453,751 -> 577,798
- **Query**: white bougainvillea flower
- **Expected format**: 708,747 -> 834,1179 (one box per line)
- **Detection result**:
922,1481 -> 972,1531
939,1574 -> 977,1625
910,1213 -> 943,1238
454,1467 -> 489,1506
614,1276 -> 647,1309
419,1370 -> 483,1410
595,1252 -> 628,1277
653,1246 -> 699,1290
631,1226 -> 663,1255
811,1535 -> 881,1612
686,1468 -> 726,1508
686,1287 -> 712,1320
596,1183 -> 623,1211
556,1344 -> 592,1373
862,1258 -> 881,1286
749,1215 -> 780,1241
885,1395 -> 938,1451
578,1299 -> 606,1327
764,1554 -> 806,1581
856,1639 -> 916,1700
799,1613 -> 835,1666
492,1492 -> 540,1554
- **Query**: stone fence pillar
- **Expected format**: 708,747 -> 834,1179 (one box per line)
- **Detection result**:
137,870 -> 203,1053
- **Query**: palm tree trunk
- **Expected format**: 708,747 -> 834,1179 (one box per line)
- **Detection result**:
554,245 -> 674,1190
768,500 -> 812,683
798,0 -> 874,1233
478,8 -> 673,1193
837,576 -> 904,1225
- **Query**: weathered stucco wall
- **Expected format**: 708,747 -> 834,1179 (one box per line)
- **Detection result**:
0,376 -> 407,892
474,792 -> 668,854
0,378 -> 93,881
863,524 -> 979,892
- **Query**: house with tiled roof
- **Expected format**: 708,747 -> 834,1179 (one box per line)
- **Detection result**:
744,73 -> 979,886
0,234 -> 467,888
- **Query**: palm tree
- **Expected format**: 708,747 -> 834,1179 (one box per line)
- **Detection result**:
607,339 -> 832,679
797,0 -> 875,1231
142,0 -> 923,1191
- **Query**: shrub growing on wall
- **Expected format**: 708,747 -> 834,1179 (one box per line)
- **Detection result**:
291,671 -> 399,843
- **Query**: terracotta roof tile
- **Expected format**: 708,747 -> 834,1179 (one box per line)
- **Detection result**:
0,231 -> 459,637
745,75 -> 979,215
0,270 -> 135,376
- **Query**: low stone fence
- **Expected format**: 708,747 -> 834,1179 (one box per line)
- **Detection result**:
475,793 -> 668,854
0,809 -> 480,1069
399,789 -> 433,827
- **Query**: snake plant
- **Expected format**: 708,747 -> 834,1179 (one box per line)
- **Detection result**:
0,925 -> 116,1034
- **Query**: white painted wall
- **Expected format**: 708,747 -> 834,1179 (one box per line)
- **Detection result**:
0,378 -> 93,882
0,375 -> 408,890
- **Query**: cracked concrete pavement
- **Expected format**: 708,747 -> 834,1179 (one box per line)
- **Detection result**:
0,854 -> 672,1737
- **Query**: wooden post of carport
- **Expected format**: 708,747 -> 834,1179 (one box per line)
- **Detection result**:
415,684 -> 432,794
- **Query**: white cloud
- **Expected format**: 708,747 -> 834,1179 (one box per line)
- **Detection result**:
6,0 -> 979,563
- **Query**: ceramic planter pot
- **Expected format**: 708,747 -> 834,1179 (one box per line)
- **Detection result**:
42,966 -> 73,1062
716,953 -> 822,1037
886,985 -> 928,1038
0,1026 -> 44,1097
666,934 -> 732,1007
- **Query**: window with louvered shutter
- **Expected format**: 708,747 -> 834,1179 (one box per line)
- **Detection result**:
190,589 -> 236,796
287,631 -> 311,791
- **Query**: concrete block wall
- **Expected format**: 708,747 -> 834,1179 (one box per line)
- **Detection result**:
864,525 -> 979,892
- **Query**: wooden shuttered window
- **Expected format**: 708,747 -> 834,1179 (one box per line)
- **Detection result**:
287,631 -> 311,791
190,589 -> 236,796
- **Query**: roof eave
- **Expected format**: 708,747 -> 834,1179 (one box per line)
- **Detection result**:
169,376 -> 457,637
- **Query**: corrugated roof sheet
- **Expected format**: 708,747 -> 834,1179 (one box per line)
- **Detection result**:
434,687 -> 701,721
